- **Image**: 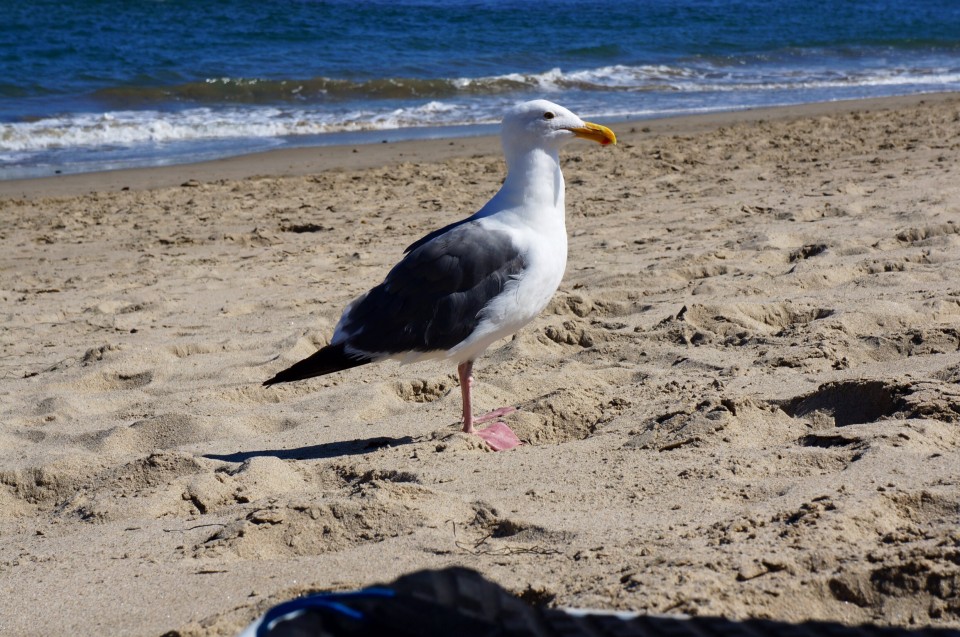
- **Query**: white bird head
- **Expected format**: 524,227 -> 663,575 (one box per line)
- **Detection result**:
500,99 -> 616,152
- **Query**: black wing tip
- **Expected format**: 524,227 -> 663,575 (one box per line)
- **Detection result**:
261,369 -> 295,387
261,342 -> 371,387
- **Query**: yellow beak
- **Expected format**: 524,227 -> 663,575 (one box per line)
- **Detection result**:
566,121 -> 617,146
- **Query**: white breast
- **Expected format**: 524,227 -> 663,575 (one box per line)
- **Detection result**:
446,215 -> 568,363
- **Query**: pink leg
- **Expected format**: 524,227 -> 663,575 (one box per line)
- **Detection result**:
457,361 -> 521,451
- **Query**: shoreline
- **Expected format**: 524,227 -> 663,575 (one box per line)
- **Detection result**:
2,91 -> 959,200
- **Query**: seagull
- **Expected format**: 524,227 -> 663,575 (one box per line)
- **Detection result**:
264,100 -> 616,450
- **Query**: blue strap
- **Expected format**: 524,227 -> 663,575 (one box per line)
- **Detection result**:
257,587 -> 396,636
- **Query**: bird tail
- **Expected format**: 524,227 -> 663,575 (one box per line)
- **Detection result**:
263,342 -> 370,386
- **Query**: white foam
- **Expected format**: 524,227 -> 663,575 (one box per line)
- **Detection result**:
0,103 -> 485,154
3,61 -> 958,172
667,70 -> 960,93
453,62 -> 960,94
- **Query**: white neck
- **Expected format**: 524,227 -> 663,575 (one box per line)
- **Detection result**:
477,145 -> 566,223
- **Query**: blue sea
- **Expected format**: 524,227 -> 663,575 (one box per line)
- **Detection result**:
2,0 -> 959,179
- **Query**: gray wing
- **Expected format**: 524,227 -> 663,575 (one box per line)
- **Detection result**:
340,220 -> 526,355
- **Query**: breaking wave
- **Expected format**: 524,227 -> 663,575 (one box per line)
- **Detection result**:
80,61 -> 960,108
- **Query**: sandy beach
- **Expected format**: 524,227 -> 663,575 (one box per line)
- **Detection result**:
2,93 -> 959,635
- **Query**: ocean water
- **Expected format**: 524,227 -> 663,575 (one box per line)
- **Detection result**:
2,0 -> 959,178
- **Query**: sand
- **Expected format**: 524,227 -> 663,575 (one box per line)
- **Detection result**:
1,93 -> 959,636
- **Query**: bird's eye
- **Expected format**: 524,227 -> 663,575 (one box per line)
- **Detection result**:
543,111 -> 555,120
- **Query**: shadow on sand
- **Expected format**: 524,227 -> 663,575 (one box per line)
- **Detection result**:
203,435 -> 416,463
